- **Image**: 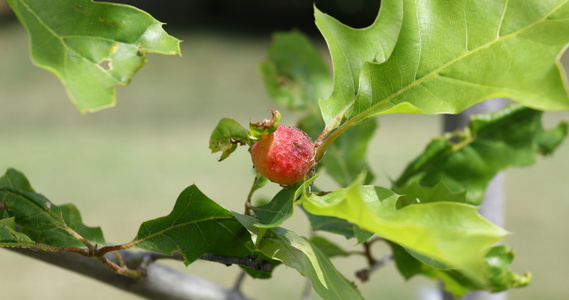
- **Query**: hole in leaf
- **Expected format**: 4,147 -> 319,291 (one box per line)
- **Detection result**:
98,59 -> 112,71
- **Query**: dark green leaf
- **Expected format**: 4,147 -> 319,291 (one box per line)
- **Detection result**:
0,169 -> 106,247
132,185 -> 254,265
0,218 -> 35,248
209,118 -> 253,161
6,0 -> 181,112
0,168 -> 35,192
395,104 -> 569,205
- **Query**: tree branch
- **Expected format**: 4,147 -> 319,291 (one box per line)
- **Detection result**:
7,248 -> 252,300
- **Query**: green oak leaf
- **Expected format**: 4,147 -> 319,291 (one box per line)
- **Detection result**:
394,104 -> 569,205
302,174 -> 507,284
6,0 -> 181,113
0,168 -> 106,247
132,185 -> 254,265
258,227 -> 364,300
319,0 -> 569,129
316,0 -> 404,128
260,30 -> 332,111
209,118 -> 253,161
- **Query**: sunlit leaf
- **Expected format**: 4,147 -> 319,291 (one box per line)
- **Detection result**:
319,0 -> 569,129
302,175 -> 507,284
6,0 -> 181,112
316,0 -> 404,128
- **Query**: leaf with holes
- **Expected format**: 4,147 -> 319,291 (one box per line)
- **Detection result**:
6,0 -> 180,112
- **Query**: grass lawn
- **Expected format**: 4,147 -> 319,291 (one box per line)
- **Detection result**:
1,21 -> 568,300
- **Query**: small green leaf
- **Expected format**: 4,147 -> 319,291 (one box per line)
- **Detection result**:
209,118 -> 253,161
353,224 -> 374,244
484,245 -> 531,292
132,185 -> 254,265
260,30 -> 332,110
249,109 -> 281,139
302,175 -> 507,284
395,104 -> 569,205
310,236 -> 349,258
258,227 -> 363,300
7,0 -> 181,112
0,218 -> 35,248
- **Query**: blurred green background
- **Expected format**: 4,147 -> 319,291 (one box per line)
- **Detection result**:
1,1 -> 568,299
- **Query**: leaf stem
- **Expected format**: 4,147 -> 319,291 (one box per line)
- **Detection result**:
245,171 -> 261,216
314,115 -> 359,162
